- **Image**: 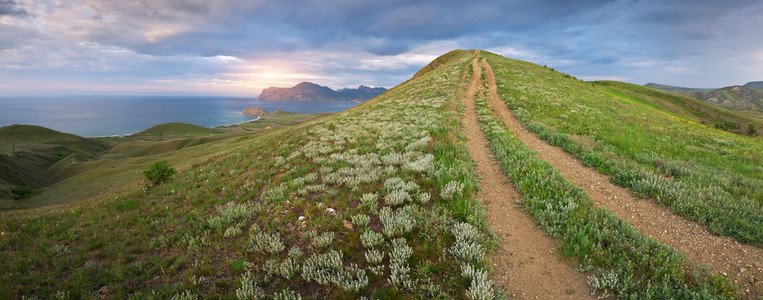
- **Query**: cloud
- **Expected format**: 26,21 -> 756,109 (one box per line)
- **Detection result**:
1,0 -> 763,94
0,0 -> 28,16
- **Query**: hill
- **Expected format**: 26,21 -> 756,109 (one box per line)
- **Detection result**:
690,85 -> 763,119
1,50 -> 760,299
242,107 -> 269,118
0,125 -> 107,199
645,83 -> 763,119
259,81 -> 386,102
744,81 -> 763,90
604,81 -> 762,136
129,122 -> 221,140
644,82 -> 712,93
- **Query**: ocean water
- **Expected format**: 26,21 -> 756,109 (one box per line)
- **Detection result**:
0,95 -> 359,137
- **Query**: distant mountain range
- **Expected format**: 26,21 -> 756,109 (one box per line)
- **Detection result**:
258,82 -> 387,102
645,82 -> 763,119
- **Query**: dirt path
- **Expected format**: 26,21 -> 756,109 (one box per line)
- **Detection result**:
462,52 -> 593,299
480,58 -> 763,297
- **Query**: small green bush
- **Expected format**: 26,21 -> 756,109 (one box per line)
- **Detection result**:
143,161 -> 177,185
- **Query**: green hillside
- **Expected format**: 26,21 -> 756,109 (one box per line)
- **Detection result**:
691,85 -> 763,119
0,124 -> 105,154
0,125 -> 107,199
646,83 -> 763,120
1,50 -> 758,299
130,122 -> 221,140
0,51 -> 491,298
602,81 -> 762,136
483,52 -> 762,245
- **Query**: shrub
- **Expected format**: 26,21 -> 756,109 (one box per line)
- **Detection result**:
143,160 -> 177,185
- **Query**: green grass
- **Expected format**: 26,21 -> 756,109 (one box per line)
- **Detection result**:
0,124 -> 108,199
598,81 -> 762,137
473,80 -> 737,298
482,51 -> 763,246
129,122 -> 222,140
0,50 -> 498,299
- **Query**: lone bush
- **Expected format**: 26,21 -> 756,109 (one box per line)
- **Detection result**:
143,161 -> 177,185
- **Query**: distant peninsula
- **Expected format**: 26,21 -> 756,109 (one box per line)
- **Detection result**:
258,82 -> 387,102
242,107 -> 269,118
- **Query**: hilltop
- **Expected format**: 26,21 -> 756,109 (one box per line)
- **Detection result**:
259,81 -> 387,102
1,50 -> 761,299
130,122 -> 221,140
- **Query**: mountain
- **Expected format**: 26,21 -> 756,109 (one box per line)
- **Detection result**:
690,86 -> 763,117
646,83 -> 763,119
258,81 -> 386,102
644,82 -> 711,93
337,85 -> 387,101
744,81 -> 763,90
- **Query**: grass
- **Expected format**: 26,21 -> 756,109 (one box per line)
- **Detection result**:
0,50 -> 498,299
129,122 -> 222,141
473,79 -> 738,298
482,52 -> 763,247
1,112 -> 329,209
598,81 -> 762,137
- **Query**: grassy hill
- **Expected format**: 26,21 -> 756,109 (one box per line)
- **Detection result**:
1,50 -> 759,299
602,81 -> 762,136
1,50 -> 486,298
691,85 -> 763,119
129,122 -> 221,141
484,52 -> 762,245
646,83 -> 763,120
0,125 -> 107,199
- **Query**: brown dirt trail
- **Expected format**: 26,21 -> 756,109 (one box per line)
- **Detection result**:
480,58 -> 763,297
462,52 -> 593,299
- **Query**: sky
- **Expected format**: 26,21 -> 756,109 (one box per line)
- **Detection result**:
1,0 -> 762,96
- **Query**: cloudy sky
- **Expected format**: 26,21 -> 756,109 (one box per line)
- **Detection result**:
1,0 -> 761,96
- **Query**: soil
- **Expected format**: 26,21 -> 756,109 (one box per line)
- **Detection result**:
461,51 -> 594,299
480,58 -> 763,298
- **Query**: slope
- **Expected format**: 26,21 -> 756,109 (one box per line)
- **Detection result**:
479,53 -> 761,297
601,81 -> 762,136
691,86 -> 763,119
0,125 -> 107,199
482,51 -> 762,246
130,122 -> 221,140
0,50 -> 499,299
646,83 -> 763,120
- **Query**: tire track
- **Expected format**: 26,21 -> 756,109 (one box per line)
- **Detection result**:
462,52 -> 593,299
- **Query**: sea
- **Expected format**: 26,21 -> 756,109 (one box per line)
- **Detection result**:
0,95 -> 359,137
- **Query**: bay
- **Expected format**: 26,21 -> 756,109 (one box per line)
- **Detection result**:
0,95 -> 359,137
